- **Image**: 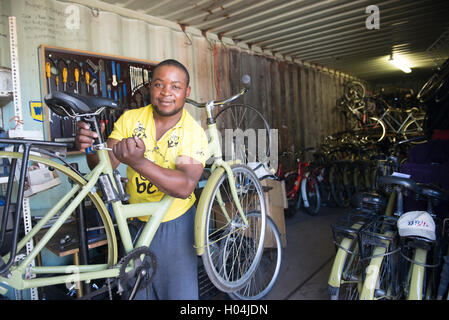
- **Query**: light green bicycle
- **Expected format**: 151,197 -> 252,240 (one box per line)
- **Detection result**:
0,77 -> 266,299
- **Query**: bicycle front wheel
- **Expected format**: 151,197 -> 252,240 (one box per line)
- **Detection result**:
228,214 -> 282,300
301,174 -> 321,215
202,164 -> 267,292
214,104 -> 272,168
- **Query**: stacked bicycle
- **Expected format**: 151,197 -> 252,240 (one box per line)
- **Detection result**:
338,81 -> 427,144
277,148 -> 321,218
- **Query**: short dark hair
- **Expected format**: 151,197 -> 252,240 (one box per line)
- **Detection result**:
151,59 -> 190,86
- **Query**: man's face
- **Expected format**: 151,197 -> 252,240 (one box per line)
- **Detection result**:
150,65 -> 191,117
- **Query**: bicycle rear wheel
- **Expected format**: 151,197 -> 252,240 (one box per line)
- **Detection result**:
202,164 -> 267,292
0,152 -> 118,297
228,214 -> 282,300
402,116 -> 426,144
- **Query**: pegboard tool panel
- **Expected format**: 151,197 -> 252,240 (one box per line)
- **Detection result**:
39,45 -> 157,152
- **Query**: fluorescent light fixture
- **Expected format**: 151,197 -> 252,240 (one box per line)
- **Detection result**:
388,55 -> 412,73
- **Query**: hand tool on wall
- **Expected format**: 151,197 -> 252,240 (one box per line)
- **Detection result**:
55,74 -> 59,91
99,59 -> 106,98
74,67 -> 79,93
48,54 -> 61,91
85,71 -> 90,94
130,66 -> 134,91
117,62 -> 122,103
111,61 -> 118,87
45,61 -> 52,93
86,59 -> 99,73
62,66 -> 68,91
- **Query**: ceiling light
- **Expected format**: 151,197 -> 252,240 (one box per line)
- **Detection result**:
388,54 -> 412,73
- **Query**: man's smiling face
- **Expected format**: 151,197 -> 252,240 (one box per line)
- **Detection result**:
150,65 -> 191,117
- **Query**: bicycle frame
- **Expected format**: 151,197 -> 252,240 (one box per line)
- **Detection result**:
0,98 -> 250,294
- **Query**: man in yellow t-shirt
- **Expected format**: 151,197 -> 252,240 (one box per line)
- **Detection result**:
75,59 -> 208,300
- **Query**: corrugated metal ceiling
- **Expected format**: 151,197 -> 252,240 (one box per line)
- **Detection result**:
76,0 -> 449,83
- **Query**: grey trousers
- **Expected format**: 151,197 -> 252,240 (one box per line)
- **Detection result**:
129,205 -> 198,300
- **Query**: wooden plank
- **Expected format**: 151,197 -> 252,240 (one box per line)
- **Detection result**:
298,66 -> 307,149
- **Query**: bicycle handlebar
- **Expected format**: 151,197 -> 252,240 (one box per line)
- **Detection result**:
186,74 -> 250,108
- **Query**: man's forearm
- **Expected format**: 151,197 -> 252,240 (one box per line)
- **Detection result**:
130,158 -> 199,199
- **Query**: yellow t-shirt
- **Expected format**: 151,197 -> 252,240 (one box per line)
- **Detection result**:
108,104 -> 209,222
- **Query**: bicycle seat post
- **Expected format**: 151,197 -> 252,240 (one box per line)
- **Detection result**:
85,115 -> 104,146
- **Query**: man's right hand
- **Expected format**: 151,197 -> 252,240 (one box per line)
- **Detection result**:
75,121 -> 105,153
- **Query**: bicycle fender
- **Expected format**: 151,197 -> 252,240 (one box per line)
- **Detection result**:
408,248 -> 427,300
194,166 -> 226,256
328,222 -> 364,298
360,230 -> 394,300
328,237 -> 353,290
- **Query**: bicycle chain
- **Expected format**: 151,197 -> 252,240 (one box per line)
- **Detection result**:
117,246 -> 157,299
78,246 -> 156,300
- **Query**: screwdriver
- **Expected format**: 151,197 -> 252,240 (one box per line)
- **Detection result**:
85,71 -> 90,94
63,67 -> 68,91
45,62 -> 51,93
74,67 -> 79,93
55,75 -> 59,91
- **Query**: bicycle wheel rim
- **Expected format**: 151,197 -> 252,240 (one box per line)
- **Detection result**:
214,104 -> 272,166
402,116 -> 426,144
0,152 -> 118,266
202,164 -> 266,292
228,214 -> 282,300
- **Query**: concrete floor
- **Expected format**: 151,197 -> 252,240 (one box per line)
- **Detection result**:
263,205 -> 348,300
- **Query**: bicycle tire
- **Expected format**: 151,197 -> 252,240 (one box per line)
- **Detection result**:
435,77 -> 449,103
344,81 -> 366,102
329,163 -> 349,208
402,116 -> 427,144
301,173 -> 321,215
228,214 -> 282,300
201,164 -> 267,292
417,73 -> 441,103
214,103 -> 272,167
362,117 -> 386,142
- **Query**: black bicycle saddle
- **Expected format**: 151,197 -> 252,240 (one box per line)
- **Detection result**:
44,91 -> 120,117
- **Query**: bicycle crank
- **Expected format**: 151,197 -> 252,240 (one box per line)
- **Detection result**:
118,246 -> 157,300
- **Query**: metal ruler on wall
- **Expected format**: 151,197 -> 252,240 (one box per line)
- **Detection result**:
8,16 -> 38,301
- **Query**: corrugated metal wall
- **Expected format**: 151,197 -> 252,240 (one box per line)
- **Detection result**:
1,0 -> 354,170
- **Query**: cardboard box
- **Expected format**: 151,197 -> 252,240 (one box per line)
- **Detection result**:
24,165 -> 61,197
260,179 -> 287,248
